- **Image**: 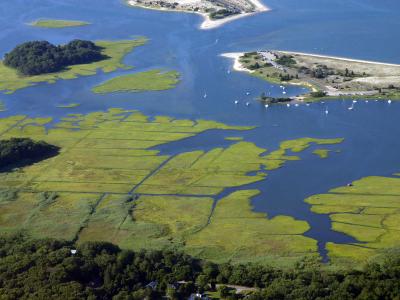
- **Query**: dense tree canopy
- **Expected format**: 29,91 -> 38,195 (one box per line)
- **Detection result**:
3,40 -> 105,75
0,138 -> 59,170
0,236 -> 400,299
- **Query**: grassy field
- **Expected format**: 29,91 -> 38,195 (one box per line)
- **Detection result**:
0,108 -> 345,266
186,190 -> 318,266
29,19 -> 90,28
306,175 -> 400,267
0,37 -> 147,93
92,70 -> 180,94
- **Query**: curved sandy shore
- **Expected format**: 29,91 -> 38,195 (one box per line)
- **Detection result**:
220,52 -> 251,72
127,0 -> 269,30
201,0 -> 269,29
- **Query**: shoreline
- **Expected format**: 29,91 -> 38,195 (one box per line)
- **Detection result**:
221,52 -> 318,95
281,51 -> 400,67
220,52 -> 252,72
223,51 -> 400,71
221,51 -> 400,100
127,0 -> 269,30
201,0 -> 269,30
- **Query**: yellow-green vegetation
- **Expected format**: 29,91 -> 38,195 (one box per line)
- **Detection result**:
313,149 -> 330,158
136,137 -> 342,195
306,176 -> 400,267
0,37 -> 147,93
29,19 -> 90,28
56,103 -> 80,108
225,136 -> 243,141
92,70 -> 180,94
0,108 -> 343,265
79,194 -> 214,250
186,190 -> 318,266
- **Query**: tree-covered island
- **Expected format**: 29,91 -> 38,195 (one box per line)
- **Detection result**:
3,40 -> 106,76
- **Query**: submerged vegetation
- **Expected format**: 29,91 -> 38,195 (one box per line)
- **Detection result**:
1,235 -> 400,299
92,70 -> 180,94
4,40 -> 105,75
312,149 -> 330,158
0,37 -> 147,93
56,103 -> 81,109
29,19 -> 90,28
0,109 -> 343,266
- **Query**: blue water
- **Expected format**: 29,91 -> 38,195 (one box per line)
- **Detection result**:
1,0 -> 400,257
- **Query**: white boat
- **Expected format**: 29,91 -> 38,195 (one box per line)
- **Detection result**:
234,100 -> 239,104
203,93 -> 207,98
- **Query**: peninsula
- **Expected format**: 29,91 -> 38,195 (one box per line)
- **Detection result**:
222,51 -> 400,102
126,0 -> 269,29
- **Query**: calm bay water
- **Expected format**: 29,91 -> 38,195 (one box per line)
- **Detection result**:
1,0 -> 400,256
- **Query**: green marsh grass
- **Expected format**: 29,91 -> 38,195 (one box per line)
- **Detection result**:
29,19 -> 90,28
92,70 -> 180,94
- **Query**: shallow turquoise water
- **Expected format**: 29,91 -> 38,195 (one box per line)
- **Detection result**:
1,0 -> 400,258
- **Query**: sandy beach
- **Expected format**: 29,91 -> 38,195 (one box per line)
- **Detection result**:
281,51 -> 400,67
201,0 -> 269,29
127,0 -> 269,30
220,52 -> 251,72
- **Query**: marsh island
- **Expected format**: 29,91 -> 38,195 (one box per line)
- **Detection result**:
29,19 -> 90,28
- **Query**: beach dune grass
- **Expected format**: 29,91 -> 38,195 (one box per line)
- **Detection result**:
29,19 -> 90,28
92,70 -> 180,94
